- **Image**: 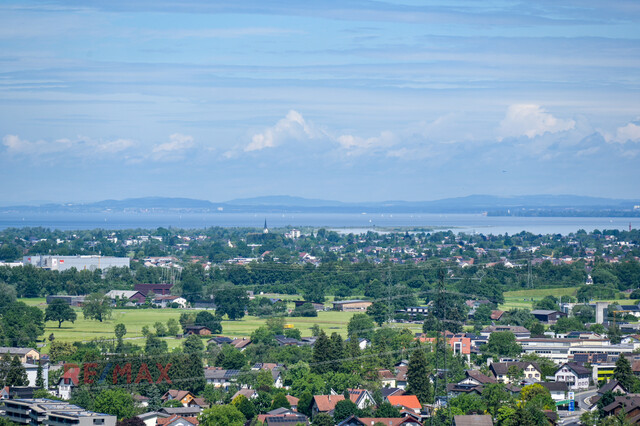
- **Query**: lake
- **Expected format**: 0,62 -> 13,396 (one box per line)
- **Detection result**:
0,211 -> 638,235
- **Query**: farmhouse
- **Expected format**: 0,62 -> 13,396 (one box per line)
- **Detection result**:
332,300 -> 372,311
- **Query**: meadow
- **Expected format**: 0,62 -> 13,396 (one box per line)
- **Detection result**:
500,287 -> 630,311
23,297 -> 423,353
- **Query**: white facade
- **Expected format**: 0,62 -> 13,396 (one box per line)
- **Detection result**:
554,365 -> 590,390
23,255 -> 129,271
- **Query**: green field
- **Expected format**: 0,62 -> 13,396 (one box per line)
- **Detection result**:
22,298 -> 423,354
500,287 -> 630,311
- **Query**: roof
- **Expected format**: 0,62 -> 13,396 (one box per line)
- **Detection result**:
453,415 -> 493,426
313,395 -> 345,412
490,362 -> 540,376
466,370 -> 497,384
387,394 -> 421,410
599,380 -> 628,395
490,310 -> 504,320
530,310 -> 561,315
162,390 -> 193,401
352,418 -> 422,426
285,395 -> 299,406
332,299 -> 370,305
381,388 -> 404,399
60,367 -> 79,386
257,414 -> 309,425
105,290 -> 142,299
481,325 -> 529,333
540,382 -> 568,392
559,362 -> 591,376
232,388 -> 256,400
159,407 -> 202,416
0,347 -> 38,355
204,368 -> 240,380
157,415 -> 199,426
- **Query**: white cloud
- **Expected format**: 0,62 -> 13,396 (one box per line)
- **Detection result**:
149,133 -> 194,161
605,122 -> 640,144
245,110 -> 317,152
3,134 -> 135,156
336,131 -> 397,155
498,104 -> 575,141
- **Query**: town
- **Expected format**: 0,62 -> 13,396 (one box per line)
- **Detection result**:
0,225 -> 639,426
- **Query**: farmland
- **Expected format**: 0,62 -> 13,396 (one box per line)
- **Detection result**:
24,297 -> 423,353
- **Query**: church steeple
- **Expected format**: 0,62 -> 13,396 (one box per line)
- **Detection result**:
263,219 -> 269,234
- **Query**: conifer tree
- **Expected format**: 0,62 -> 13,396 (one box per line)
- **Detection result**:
329,332 -> 344,371
614,353 -> 636,391
36,362 -> 44,388
312,330 -> 331,374
6,355 -> 28,386
407,347 -> 432,404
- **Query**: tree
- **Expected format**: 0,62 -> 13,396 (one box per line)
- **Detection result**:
520,383 -> 555,411
482,331 -> 522,358
449,393 -> 487,415
36,362 -> 44,388
333,399 -> 358,422
114,323 -> 127,351
6,355 -> 27,386
232,395 -> 255,420
92,389 -> 137,420
481,383 -> 512,418
533,295 -> 558,311
507,365 -> 524,383
49,340 -> 76,362
216,345 -> 246,370
215,287 -> 249,320
271,393 -> 291,410
153,321 -> 167,337
145,334 -> 168,355
552,317 -> 585,334
116,418 -> 145,426
614,353 -> 636,391
312,413 -> 334,426
347,313 -> 375,340
183,334 -> 205,354
82,293 -> 112,322
298,391 -> 313,416
290,302 -> 317,317
45,299 -> 77,328
407,346 -> 432,404
199,404 -> 245,426
366,301 -> 389,326
374,402 -> 401,418
528,321 -> 545,336
166,319 -> 180,336
1,301 -> 45,346
311,330 -> 332,374
194,311 -> 222,334
147,386 -> 162,411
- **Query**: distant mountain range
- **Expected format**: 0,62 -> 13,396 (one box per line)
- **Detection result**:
1,194 -> 639,216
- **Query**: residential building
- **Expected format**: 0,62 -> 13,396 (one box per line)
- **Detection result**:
204,368 -> 239,388
161,390 -> 196,407
156,414 -> 199,426
184,326 -> 212,336
2,399 -> 115,426
490,362 -> 541,384
554,363 -> 591,390
57,367 -> 79,400
0,347 -> 41,364
480,326 -> 530,339
453,415 -> 493,426
539,382 -> 568,402
339,416 -> 422,426
386,395 -> 422,414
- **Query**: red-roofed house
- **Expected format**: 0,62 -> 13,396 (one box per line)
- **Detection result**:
312,395 -> 345,418
386,395 -> 422,414
156,415 -> 199,426
57,367 -> 79,400
338,416 -> 422,426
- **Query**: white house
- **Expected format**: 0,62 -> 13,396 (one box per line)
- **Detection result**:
554,363 -> 591,390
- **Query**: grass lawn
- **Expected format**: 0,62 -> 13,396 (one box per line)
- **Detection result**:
26,296 -> 423,354
500,287 -> 579,310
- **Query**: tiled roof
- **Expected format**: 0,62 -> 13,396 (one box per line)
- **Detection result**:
387,394 -> 421,410
313,395 -> 345,412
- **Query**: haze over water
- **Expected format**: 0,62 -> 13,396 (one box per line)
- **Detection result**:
1,212 -> 638,236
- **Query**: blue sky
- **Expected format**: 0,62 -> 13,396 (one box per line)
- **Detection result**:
1,1 -> 639,204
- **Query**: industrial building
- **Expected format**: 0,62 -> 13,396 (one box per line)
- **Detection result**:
22,255 -> 130,272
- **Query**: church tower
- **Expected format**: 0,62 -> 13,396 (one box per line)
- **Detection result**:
263,219 -> 269,234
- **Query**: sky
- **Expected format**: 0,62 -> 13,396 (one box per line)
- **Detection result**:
1,1 -> 639,204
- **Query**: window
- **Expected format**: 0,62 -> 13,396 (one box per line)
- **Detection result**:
93,419 -> 105,425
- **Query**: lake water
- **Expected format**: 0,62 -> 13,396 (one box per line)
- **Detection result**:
0,212 -> 638,235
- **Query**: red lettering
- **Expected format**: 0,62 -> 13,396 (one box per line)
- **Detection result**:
63,363 -> 79,375
134,363 -> 154,384
83,363 -> 98,384
113,363 -> 132,384
156,363 -> 172,384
